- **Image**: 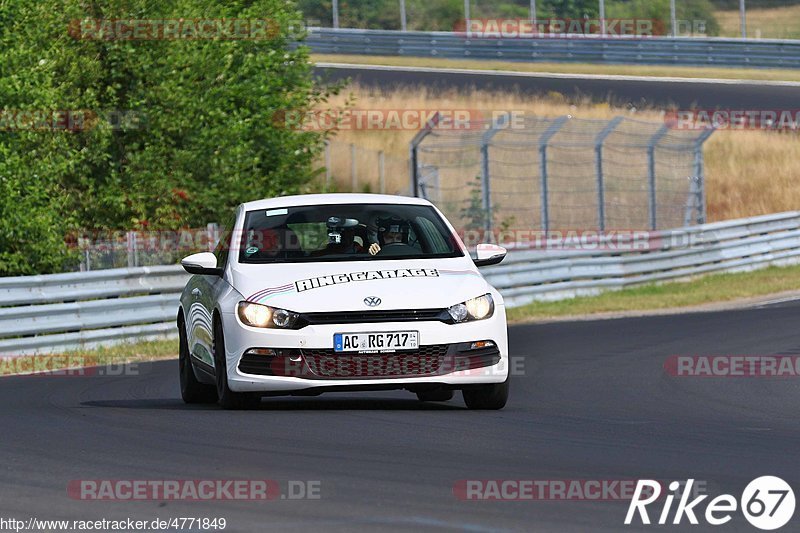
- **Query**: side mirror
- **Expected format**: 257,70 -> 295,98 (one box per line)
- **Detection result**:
181,252 -> 222,276
474,243 -> 507,267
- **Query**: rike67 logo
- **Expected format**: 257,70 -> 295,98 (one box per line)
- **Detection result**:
626,477 -> 795,530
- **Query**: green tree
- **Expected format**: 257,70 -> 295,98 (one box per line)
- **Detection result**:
0,0 -> 340,275
542,0 -> 600,18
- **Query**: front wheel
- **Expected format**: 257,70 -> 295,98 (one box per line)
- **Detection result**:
213,318 -> 260,410
462,378 -> 509,410
179,317 -> 216,404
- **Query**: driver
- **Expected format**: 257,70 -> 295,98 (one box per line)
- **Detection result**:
368,216 -> 409,256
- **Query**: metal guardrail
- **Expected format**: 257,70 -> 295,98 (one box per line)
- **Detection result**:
483,211 -> 800,308
2,212 -> 800,354
306,28 -> 800,69
0,266 -> 188,355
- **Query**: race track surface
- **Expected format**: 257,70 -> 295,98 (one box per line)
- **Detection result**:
1,303 -> 798,532
313,63 -> 800,109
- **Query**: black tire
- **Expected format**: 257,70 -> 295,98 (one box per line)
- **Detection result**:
462,378 -> 509,410
213,318 -> 260,410
416,389 -> 454,402
179,316 -> 217,404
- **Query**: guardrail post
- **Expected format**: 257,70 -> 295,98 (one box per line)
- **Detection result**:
647,125 -> 669,231
409,112 -> 441,197
594,116 -> 623,233
538,116 -> 569,233
480,113 -> 511,234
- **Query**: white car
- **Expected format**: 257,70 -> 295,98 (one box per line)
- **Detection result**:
178,193 -> 509,409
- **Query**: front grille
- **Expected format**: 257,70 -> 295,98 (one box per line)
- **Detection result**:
297,309 -> 450,326
236,343 -> 500,379
302,345 -> 449,379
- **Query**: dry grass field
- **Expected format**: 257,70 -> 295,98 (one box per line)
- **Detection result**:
318,84 -> 800,223
717,5 -> 800,39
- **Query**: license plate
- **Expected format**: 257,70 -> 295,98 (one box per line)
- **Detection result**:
334,331 -> 419,353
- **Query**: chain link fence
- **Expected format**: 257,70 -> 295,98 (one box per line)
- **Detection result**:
308,0 -> 800,39
74,224 -> 220,272
73,116 -> 714,271
411,114 -> 715,234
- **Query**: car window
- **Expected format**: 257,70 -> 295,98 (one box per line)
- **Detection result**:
416,216 -> 447,252
238,203 -> 462,264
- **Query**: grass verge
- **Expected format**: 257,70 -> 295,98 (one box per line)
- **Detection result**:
506,263 -> 800,323
312,53 -> 800,83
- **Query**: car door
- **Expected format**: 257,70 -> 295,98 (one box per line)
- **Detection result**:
190,216 -> 235,367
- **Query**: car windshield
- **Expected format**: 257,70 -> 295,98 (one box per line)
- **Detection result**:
238,203 -> 463,263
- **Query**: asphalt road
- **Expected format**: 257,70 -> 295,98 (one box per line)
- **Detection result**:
314,63 -> 800,109
1,303 -> 799,532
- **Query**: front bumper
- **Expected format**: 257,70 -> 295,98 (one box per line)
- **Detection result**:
220,307 -> 509,393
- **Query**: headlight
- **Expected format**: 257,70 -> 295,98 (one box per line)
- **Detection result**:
237,302 -> 299,329
448,294 -> 494,323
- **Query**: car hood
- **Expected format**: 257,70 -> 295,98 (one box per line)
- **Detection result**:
229,258 -> 490,312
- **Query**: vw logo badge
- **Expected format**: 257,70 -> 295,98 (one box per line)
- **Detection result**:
364,296 -> 382,307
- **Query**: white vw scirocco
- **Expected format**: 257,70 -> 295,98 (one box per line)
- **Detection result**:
179,194 -> 509,409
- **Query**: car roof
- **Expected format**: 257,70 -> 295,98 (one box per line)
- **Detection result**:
240,193 -> 433,212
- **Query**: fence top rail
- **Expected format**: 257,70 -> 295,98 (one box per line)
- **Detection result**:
421,115 -> 714,149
